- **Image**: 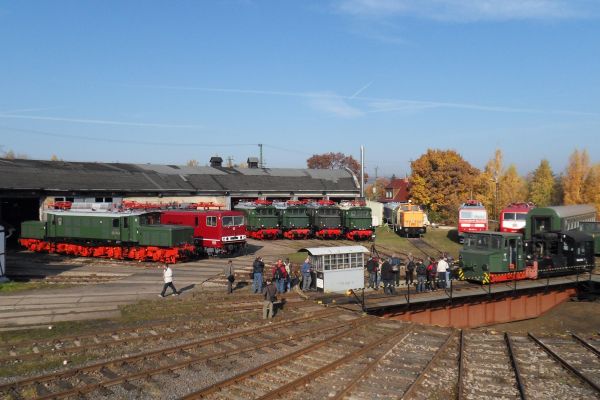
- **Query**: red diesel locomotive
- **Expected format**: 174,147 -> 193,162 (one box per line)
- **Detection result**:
160,210 -> 247,255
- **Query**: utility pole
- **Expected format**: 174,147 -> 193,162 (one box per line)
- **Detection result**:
360,145 -> 365,199
374,166 -> 378,180
258,144 -> 263,168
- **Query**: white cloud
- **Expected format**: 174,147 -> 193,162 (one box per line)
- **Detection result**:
336,0 -> 594,22
308,92 -> 365,118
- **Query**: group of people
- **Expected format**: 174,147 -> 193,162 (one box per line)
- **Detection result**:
366,253 -> 457,295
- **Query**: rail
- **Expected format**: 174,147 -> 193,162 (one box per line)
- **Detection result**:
505,333 -> 528,400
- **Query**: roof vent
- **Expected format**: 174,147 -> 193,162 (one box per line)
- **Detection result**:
210,156 -> 223,167
247,157 -> 259,168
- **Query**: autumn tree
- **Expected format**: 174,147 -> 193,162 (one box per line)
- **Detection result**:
409,149 -> 483,223
480,149 -> 504,219
1,149 -> 28,159
50,154 -> 62,161
306,152 -> 366,179
498,164 -> 528,207
528,159 -> 555,207
186,159 -> 199,167
563,149 -> 590,205
582,163 -> 600,214
365,177 -> 390,201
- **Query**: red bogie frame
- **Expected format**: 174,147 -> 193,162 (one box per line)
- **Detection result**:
248,229 -> 281,240
283,229 -> 311,240
345,229 -> 374,241
315,228 -> 342,239
160,210 -> 247,255
18,238 -> 195,264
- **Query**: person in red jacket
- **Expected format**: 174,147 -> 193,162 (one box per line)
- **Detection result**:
272,259 -> 288,293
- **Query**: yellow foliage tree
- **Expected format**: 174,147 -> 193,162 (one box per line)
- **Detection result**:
186,159 -> 200,167
582,163 -> 600,215
499,164 -> 528,207
563,149 -> 590,205
409,149 -> 483,223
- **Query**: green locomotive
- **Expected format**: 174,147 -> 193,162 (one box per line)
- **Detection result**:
459,205 -> 596,283
340,206 -> 374,241
307,202 -> 342,239
234,202 -> 281,240
19,210 -> 196,263
275,202 -> 311,239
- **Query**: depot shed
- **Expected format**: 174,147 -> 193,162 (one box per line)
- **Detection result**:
301,246 -> 368,293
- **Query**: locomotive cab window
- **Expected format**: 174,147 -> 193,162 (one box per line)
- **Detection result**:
112,219 -> 119,228
206,216 -> 217,227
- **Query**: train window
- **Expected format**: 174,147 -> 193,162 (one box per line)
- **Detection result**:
223,216 -> 233,227
504,213 -> 516,220
476,236 -> 489,248
516,214 -> 527,220
490,236 -> 502,249
112,219 -> 119,228
234,216 -> 244,225
206,216 -> 217,227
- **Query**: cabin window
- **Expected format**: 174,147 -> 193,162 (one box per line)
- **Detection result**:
112,219 -> 119,228
385,190 -> 393,198
490,236 -> 502,249
222,216 -> 244,226
207,216 -> 217,227
504,213 -> 516,220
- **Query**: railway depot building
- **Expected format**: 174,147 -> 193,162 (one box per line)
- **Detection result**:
0,157 -> 360,245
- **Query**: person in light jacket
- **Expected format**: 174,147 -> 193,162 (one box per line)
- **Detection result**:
159,264 -> 179,297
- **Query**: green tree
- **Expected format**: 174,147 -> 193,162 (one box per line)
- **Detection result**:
528,159 -> 555,206
409,149 -> 483,223
563,149 -> 590,205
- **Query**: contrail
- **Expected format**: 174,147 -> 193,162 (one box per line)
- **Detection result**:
0,114 -> 203,129
126,84 -> 600,117
350,81 -> 373,99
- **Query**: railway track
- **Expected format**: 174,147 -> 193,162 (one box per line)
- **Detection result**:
0,308 -> 352,399
407,238 -> 443,259
0,297 -> 316,368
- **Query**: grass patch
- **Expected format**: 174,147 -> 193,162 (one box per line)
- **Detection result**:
0,281 -> 69,293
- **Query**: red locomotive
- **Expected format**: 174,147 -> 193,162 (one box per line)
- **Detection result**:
499,202 -> 535,233
458,200 -> 488,242
160,210 -> 247,255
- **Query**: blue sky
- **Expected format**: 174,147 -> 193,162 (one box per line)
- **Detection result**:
0,0 -> 599,177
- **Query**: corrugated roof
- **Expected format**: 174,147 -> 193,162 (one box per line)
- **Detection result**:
0,158 -> 359,194
300,246 -> 370,255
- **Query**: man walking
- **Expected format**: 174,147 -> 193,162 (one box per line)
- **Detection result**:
252,257 -> 264,294
262,279 -> 278,319
366,256 -> 378,289
301,257 -> 312,291
159,264 -> 178,297
224,260 -> 235,294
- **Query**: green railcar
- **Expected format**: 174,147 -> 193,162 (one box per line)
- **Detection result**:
307,205 -> 342,239
21,221 -> 46,239
524,205 -> 596,240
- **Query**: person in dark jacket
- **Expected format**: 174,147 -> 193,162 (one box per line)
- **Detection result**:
272,259 -> 288,293
252,257 -> 265,294
381,258 -> 395,295
416,259 -> 427,293
366,257 -> 378,289
406,258 -> 415,286
224,260 -> 235,294
262,279 -> 278,319
426,257 -> 437,291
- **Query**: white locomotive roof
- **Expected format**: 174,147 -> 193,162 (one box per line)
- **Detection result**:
300,246 -> 370,256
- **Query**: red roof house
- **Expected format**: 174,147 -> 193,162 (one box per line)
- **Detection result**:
379,177 -> 410,203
